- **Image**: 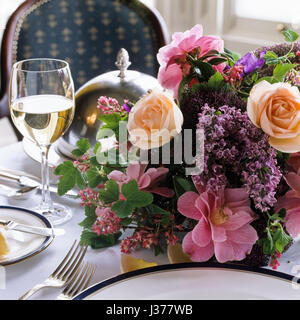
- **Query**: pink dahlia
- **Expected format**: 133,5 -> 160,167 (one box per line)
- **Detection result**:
275,167 -> 300,238
177,186 -> 258,263
157,24 -> 225,97
108,163 -> 174,198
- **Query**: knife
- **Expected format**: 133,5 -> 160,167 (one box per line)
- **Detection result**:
0,219 -> 65,237
0,170 -> 77,198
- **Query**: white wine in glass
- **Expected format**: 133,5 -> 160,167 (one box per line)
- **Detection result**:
9,59 -> 75,225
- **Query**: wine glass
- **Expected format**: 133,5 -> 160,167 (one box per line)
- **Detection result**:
9,58 -> 75,225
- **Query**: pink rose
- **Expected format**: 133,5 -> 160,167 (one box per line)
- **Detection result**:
157,24 -> 225,97
127,89 -> 183,150
177,186 -> 258,263
247,80 -> 300,153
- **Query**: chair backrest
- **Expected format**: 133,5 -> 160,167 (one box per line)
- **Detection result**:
0,0 -> 169,117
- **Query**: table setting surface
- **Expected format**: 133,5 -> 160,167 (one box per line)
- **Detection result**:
0,142 -> 300,300
0,142 -> 170,300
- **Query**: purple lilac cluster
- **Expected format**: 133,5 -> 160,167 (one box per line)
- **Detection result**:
194,104 -> 282,212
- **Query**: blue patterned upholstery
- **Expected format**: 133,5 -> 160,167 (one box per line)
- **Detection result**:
15,0 -> 167,90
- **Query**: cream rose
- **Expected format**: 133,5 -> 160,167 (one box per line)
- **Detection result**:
127,89 -> 183,150
247,80 -> 300,153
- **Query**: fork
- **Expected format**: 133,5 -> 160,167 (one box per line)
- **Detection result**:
56,262 -> 96,300
18,240 -> 87,300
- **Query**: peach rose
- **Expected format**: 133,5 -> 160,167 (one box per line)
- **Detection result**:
127,89 -> 183,150
247,80 -> 300,153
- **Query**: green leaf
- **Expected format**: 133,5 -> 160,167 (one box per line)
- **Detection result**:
75,169 -> 86,189
273,63 -> 295,82
76,138 -> 91,153
255,76 -> 276,84
93,142 -> 101,154
192,61 -> 215,81
147,204 -> 170,215
263,51 -> 280,64
283,30 -> 299,42
121,180 -> 153,207
274,227 -> 291,253
173,176 -> 196,198
121,218 -> 133,226
96,126 -> 115,140
224,48 -> 241,62
208,72 -> 224,90
111,200 -> 135,218
86,167 -> 103,188
99,113 -> 121,126
79,205 -> 97,228
54,161 -> 80,196
80,230 -> 121,249
207,57 -> 227,65
263,229 -> 274,255
99,179 -> 120,204
71,149 -> 84,157
198,49 -> 219,61
57,172 -> 76,196
54,161 -> 74,175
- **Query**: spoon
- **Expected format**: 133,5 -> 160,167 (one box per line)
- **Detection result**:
0,183 -> 38,198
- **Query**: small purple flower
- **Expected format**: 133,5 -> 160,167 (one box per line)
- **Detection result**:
237,51 -> 266,74
194,104 -> 281,212
122,103 -> 131,113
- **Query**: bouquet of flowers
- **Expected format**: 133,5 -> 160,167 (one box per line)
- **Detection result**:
56,24 -> 300,269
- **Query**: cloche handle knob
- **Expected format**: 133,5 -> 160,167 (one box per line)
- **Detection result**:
115,48 -> 132,80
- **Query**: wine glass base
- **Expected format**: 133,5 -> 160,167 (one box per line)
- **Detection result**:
33,203 -> 72,226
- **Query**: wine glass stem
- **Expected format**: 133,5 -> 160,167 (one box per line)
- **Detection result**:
40,145 -> 52,210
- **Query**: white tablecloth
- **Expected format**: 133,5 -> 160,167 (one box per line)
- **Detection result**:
0,142 -> 300,300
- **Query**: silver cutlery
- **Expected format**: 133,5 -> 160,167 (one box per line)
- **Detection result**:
56,262 -> 96,300
18,240 -> 87,300
0,183 -> 38,198
0,219 -> 65,237
0,170 -> 77,198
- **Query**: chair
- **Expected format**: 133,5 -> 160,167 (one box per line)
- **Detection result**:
0,0 -> 169,117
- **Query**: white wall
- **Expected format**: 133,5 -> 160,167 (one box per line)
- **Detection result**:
0,0 -> 24,42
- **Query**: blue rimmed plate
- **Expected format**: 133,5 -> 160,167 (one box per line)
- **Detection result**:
74,263 -> 300,300
0,206 -> 54,266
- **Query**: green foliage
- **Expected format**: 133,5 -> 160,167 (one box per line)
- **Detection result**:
258,210 -> 292,256
54,161 -> 85,195
99,179 -> 120,204
111,180 -> 153,218
208,72 -> 224,90
80,230 -> 121,249
72,138 -> 91,157
282,29 -> 299,42
96,112 -> 128,142
79,205 -> 98,229
86,167 -> 104,188
93,141 -> 101,154
173,176 -> 196,198
256,63 -> 295,84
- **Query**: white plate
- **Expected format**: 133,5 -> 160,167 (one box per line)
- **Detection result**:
0,206 -> 54,266
74,263 -> 300,300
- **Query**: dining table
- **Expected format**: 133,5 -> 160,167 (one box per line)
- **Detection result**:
1,141 -> 300,300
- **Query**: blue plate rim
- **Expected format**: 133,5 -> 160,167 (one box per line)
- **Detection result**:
0,205 -> 54,266
73,262 -> 298,300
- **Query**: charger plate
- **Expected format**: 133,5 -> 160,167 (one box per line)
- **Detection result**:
0,206 -> 54,266
74,263 -> 300,300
